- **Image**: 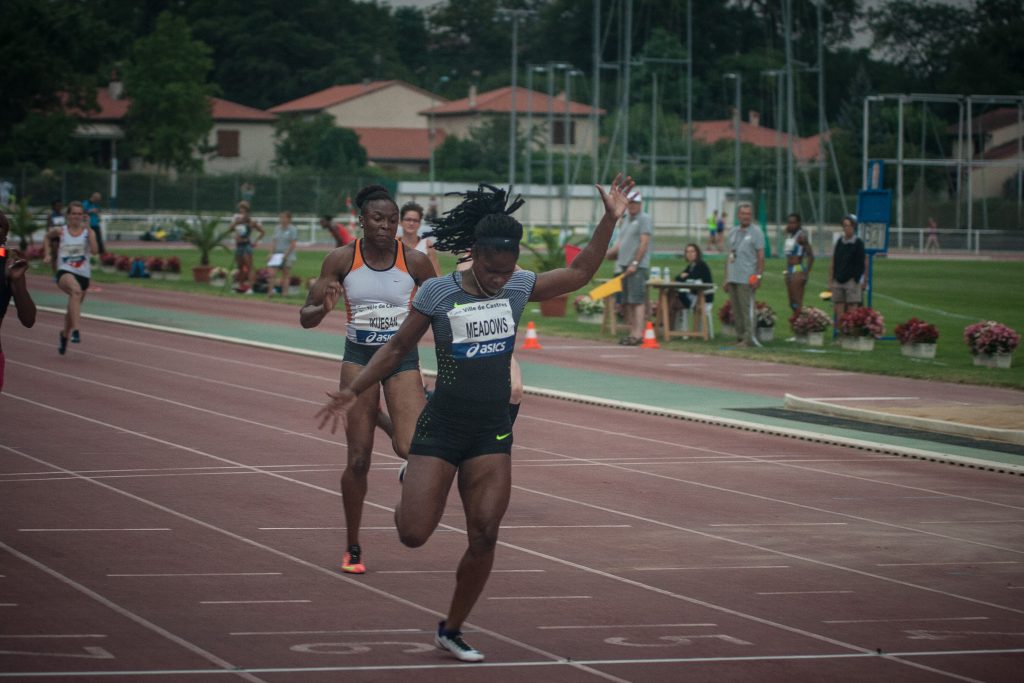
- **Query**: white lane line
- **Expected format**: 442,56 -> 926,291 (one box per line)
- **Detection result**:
824,616 -> 989,624
0,542 -> 260,682
18,528 -> 171,532
488,596 -> 591,600
757,591 -> 855,595
0,634 -> 106,639
806,396 -> 918,401
918,520 -> 1024,525
501,528 -> 634,532
742,373 -> 790,377
708,528 -> 843,532
0,604 -> 18,607
814,372 -> 854,376
200,600 -> 311,605
876,561 -> 1020,567
377,569 -> 544,574
634,565 -> 790,571
230,628 -> 425,636
665,363 -> 703,367
538,623 -> 716,630
0,439 -> 619,681
258,526 -> 398,531
107,572 -> 283,577
5,390 -> 1017,679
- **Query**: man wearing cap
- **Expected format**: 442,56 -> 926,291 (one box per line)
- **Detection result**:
605,190 -> 652,345
723,202 -> 765,347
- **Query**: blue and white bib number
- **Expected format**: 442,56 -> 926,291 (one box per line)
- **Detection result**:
350,303 -> 408,345
448,300 -> 515,360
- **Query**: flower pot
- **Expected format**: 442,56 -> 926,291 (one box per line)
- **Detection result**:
164,272 -> 181,281
149,271 -> 164,280
841,336 -> 875,351
100,265 -> 116,274
539,294 -> 569,317
721,324 -> 736,339
576,312 -> 603,324
192,265 -> 214,283
901,342 -> 937,359
807,331 -> 825,346
756,326 -> 774,342
288,285 -> 301,296
973,353 -> 1013,369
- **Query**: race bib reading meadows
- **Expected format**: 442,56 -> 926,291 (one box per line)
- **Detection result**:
447,300 -> 515,360
349,303 -> 409,345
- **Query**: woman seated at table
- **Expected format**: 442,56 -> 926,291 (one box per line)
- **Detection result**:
669,243 -> 714,327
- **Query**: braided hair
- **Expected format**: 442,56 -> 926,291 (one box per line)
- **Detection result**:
354,184 -> 397,213
425,184 -> 525,263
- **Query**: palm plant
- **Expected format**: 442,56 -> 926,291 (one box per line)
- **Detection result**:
177,215 -> 233,266
8,197 -> 39,250
521,229 -> 574,273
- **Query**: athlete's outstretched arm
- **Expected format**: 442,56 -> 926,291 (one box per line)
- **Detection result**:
531,174 -> 634,302
316,309 -> 432,432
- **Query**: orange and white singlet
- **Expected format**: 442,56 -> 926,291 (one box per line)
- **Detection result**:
343,239 -> 417,346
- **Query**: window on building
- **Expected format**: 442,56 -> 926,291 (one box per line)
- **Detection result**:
551,120 -> 576,146
217,130 -> 240,157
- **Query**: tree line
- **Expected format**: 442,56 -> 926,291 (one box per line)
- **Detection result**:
1,0 -> 1021,191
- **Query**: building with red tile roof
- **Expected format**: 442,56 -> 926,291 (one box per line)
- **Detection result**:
269,80 -> 447,171
688,110 -> 827,164
71,83 -> 278,174
421,85 -> 604,157
949,106 -> 1024,198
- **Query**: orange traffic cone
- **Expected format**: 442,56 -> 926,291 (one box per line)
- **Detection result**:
640,321 -> 661,349
521,321 -> 543,350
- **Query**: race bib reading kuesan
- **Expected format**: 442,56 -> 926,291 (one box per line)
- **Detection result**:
349,303 -> 408,345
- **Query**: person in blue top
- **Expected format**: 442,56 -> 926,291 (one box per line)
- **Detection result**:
316,174 -> 634,663
82,192 -> 105,254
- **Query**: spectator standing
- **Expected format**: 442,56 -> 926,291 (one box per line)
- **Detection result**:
829,214 -> 867,319
231,201 -> 265,293
605,190 -> 652,345
706,210 -> 718,251
723,202 -> 765,347
240,181 -> 256,204
716,210 -> 727,250
1,209 -> 37,392
82,192 -> 105,254
783,212 -> 814,312
267,211 -> 298,297
398,201 -> 441,276
924,216 -> 941,253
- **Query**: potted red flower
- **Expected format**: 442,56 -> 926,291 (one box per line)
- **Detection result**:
838,307 -> 884,351
895,317 -> 939,359
164,256 -> 181,280
146,256 -> 165,279
964,320 -> 1020,369
789,307 -> 830,346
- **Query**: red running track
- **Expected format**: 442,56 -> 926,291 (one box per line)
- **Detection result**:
1,311 -> 1023,682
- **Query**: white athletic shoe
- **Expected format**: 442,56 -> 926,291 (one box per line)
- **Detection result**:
435,621 -> 484,662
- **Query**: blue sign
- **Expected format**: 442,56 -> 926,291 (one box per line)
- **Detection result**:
855,189 -> 892,254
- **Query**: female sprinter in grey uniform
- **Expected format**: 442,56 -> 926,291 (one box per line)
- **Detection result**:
301,184 -> 436,574
317,174 -> 634,661
783,212 -> 814,313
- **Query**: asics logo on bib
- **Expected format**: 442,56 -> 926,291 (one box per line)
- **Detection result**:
465,340 -> 507,358
358,330 -> 396,344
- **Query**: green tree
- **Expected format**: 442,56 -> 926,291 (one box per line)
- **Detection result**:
123,12 -> 217,172
0,0 -> 121,165
273,113 -> 367,171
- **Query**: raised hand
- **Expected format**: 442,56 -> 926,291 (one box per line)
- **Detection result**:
5,249 -> 28,281
595,173 -> 635,219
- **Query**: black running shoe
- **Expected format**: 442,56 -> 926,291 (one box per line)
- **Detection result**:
70,330 -> 80,343
59,332 -> 68,355
435,621 -> 484,662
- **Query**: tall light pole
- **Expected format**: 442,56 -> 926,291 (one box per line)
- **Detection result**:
764,69 -> 784,248
725,72 -> 742,211
526,64 -> 546,228
546,62 -> 569,229
562,68 -> 583,233
428,75 -> 450,199
497,9 -> 532,189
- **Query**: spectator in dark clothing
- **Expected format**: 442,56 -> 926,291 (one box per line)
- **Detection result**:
829,215 -> 867,318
